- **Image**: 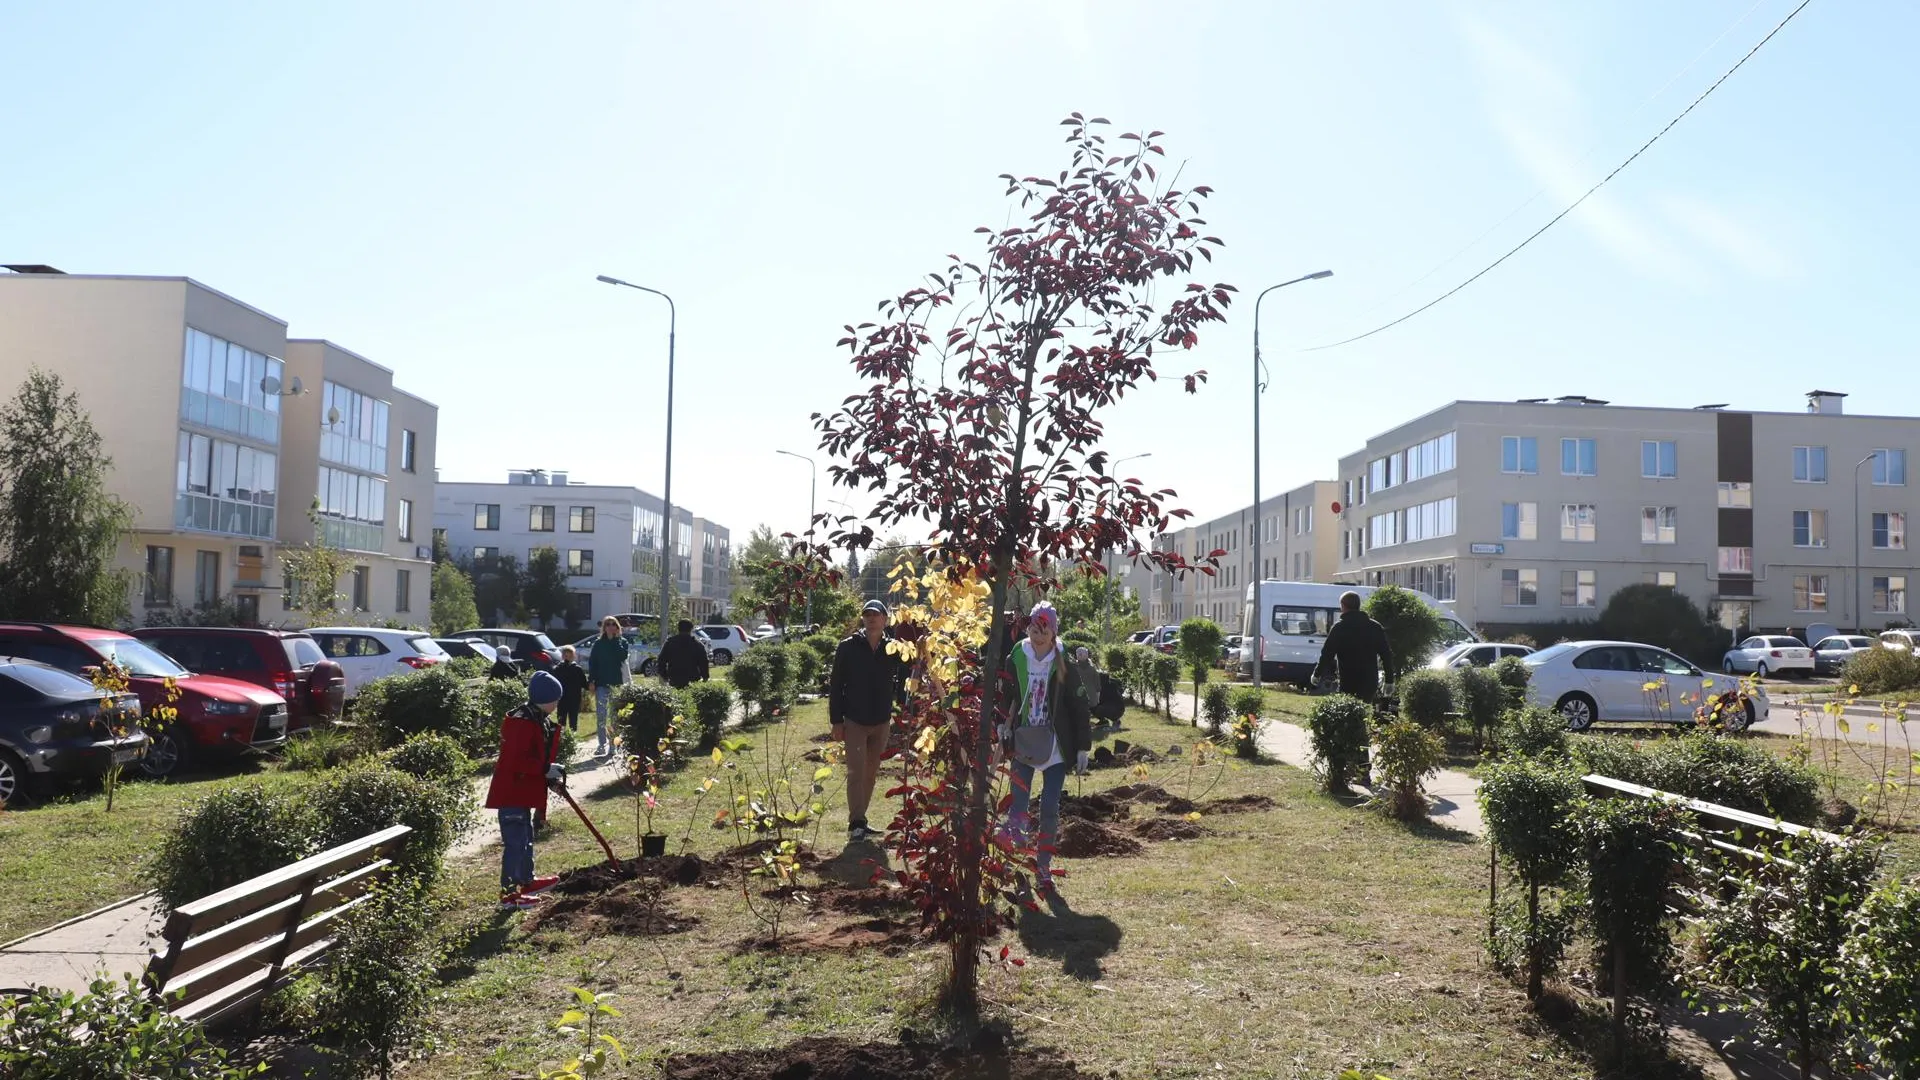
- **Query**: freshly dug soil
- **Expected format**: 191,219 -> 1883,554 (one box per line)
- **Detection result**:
1105,782 -> 1173,803
1133,817 -> 1207,841
739,916 -> 926,957
1199,794 -> 1277,814
523,873 -> 697,938
1057,792 -> 1129,823
657,1033 -> 1102,1080
1053,817 -> 1145,858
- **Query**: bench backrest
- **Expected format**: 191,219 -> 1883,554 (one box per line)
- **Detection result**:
144,823 -> 411,1025
1580,773 -> 1838,883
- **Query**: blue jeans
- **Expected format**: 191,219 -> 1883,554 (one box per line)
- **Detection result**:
1007,761 -> 1068,881
594,685 -> 614,749
499,807 -> 534,890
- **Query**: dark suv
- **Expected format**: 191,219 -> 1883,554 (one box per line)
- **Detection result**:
134,627 -> 344,735
453,629 -> 558,672
0,658 -> 148,806
0,623 -> 289,778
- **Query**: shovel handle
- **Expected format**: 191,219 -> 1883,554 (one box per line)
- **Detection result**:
554,782 -> 623,869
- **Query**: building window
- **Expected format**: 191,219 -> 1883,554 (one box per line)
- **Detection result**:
1792,445 -> 1827,483
1640,506 -> 1677,545
1501,568 -> 1538,607
319,381 -> 390,476
1717,482 -> 1752,508
1873,512 -> 1907,550
397,498 -> 413,542
1560,503 -> 1597,542
1501,436 -> 1538,475
1792,509 -> 1828,548
475,503 -> 500,530
570,505 -> 596,533
1718,547 -> 1753,574
179,328 -> 283,446
568,592 -> 593,624
1367,496 -> 1455,549
400,429 -> 417,473
1640,440 -> 1677,479
1342,532 -> 1351,560
1500,501 -> 1537,541
1873,448 -> 1907,486
194,551 -> 220,607
1793,574 -> 1829,612
349,567 -> 369,612
1643,570 -> 1677,588
395,568 -> 412,613
316,465 -> 387,552
1874,575 -> 1908,614
174,431 -> 278,540
1560,569 -> 1597,608
471,545 -> 496,562
567,549 -> 594,576
1560,438 -> 1597,477
530,505 -> 556,532
145,546 -> 175,607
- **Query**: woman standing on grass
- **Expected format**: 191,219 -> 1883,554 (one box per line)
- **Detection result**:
998,602 -> 1092,906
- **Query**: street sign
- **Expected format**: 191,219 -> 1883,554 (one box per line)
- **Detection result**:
1470,543 -> 1505,555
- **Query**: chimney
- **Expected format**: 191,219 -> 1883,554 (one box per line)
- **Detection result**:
1806,390 -> 1847,416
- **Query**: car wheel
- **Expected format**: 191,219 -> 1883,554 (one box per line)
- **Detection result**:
0,750 -> 26,808
712,649 -> 732,665
639,658 -> 656,677
1723,660 -> 1737,674
1756,662 -> 1769,679
1723,698 -> 1755,733
1556,692 -> 1597,732
140,731 -> 187,779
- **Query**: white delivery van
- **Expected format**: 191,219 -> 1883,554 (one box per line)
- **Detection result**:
1239,580 -> 1476,686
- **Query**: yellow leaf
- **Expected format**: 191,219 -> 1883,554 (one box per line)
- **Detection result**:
813,766 -> 833,782
711,747 -> 724,766
1184,812 -> 1202,823
1869,723 -> 1882,733
1838,719 -> 1852,735
1850,684 -> 1861,695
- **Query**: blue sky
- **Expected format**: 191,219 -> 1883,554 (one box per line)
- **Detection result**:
3,1 -> 1911,548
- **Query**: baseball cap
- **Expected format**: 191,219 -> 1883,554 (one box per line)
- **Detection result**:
862,600 -> 889,617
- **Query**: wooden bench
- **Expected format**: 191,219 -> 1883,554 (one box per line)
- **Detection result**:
143,824 -> 411,1025
1581,773 -> 1838,871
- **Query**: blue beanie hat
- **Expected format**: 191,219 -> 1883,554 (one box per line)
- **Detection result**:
528,671 -> 563,706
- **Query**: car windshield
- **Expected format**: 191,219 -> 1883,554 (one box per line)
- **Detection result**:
409,636 -> 448,657
284,636 -> 326,668
1523,643 -> 1579,667
534,634 -> 557,650
92,637 -> 190,678
4,662 -> 99,697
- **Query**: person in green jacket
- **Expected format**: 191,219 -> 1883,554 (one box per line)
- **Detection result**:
586,616 -> 631,757
996,602 -> 1092,907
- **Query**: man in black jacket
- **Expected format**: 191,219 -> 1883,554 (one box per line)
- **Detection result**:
658,619 -> 710,689
830,600 -> 907,841
1312,591 -> 1394,701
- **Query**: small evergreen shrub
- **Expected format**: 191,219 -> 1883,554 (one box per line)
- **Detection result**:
757,642 -> 796,706
1642,731 -> 1821,825
354,666 -> 490,755
1306,694 -> 1372,793
789,640 -> 824,693
727,649 -> 773,718
1839,646 -> 1920,696
1453,666 -> 1505,747
1100,643 -> 1131,680
1146,653 -> 1181,715
1478,758 -> 1584,999
1200,682 -> 1233,735
1228,685 -> 1265,724
1567,735 -> 1652,786
1493,655 -> 1532,708
313,874 -> 455,1080
383,732 -> 473,786
444,655 -> 490,681
1395,669 -> 1454,732
612,679 -> 678,758
0,974 -> 259,1080
282,726 -> 371,772
307,763 -> 473,881
148,783 -> 315,912
1499,706 -> 1569,761
680,681 -> 734,751
1374,718 -> 1445,820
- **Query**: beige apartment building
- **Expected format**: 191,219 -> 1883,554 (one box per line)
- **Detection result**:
0,268 -> 436,626
1146,478 -> 1342,628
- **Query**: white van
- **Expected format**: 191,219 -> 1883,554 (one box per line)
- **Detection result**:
1239,581 -> 1476,686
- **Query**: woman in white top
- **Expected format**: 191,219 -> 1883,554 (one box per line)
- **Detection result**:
998,602 -> 1093,900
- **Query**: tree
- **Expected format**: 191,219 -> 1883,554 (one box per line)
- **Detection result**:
1364,585 -> 1443,681
1052,564 -> 1142,642
1177,616 -> 1225,719
0,369 -> 134,625
283,500 -> 354,623
1598,583 -> 1723,667
729,524 -> 783,622
522,546 -> 571,628
429,562 -> 479,637
466,552 -> 522,626
814,115 -> 1230,1010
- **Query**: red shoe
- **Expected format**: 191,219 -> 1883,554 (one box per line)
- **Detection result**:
522,874 -> 561,895
498,891 -> 544,911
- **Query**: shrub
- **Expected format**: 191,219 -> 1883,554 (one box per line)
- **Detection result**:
1226,712 -> 1264,760
790,639 -> 824,693
727,649 -> 773,717
1306,694 -> 1372,794
1061,627 -> 1096,650
1200,682 -> 1233,735
383,732 -> 473,786
1641,731 -> 1821,825
1840,646 -> 1920,696
0,973 -> 258,1080
444,655 -> 490,681
1479,759 -> 1584,999
148,782 -> 315,912
1146,652 -> 1181,716
1597,583 -> 1725,668
1100,643 -> 1131,680
313,874 -> 455,1080
1228,685 -> 1265,724
757,642 -> 796,704
1373,719 -> 1445,820
1177,617 -> 1226,714
1493,655 -> 1532,708
1838,881 -> 1920,1075
680,681 -> 734,752
354,666 -> 490,755
1568,736 -> 1651,785
1580,797 -> 1692,1050
1453,666 -> 1505,748
1395,669 -> 1454,732
611,679 -> 678,759
1499,706 -> 1569,761
465,677 -> 525,749
1363,585 -> 1443,681
283,726 -> 371,772
307,763 -> 473,881
803,634 -> 838,687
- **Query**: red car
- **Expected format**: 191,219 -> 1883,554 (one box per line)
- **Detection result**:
0,623 -> 289,778
133,627 -> 345,735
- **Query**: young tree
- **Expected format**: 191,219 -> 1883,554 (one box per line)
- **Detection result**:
814,115 -> 1231,1009
0,369 -> 134,624
429,561 -> 480,637
1052,564 -> 1142,641
522,546 -> 571,628
465,551 -> 522,626
729,524 -> 783,621
283,500 -> 354,623
1364,585 -> 1443,681
1177,616 -> 1225,719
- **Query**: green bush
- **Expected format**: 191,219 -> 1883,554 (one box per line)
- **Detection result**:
307,763 -> 474,881
612,679 -> 679,758
353,666 -> 490,756
383,732 -> 473,786
1580,796 -> 1692,1043
444,655 -> 490,681
790,639 -> 824,692
1642,731 -> 1821,825
1453,666 -> 1505,748
1839,646 -> 1920,696
680,680 -> 734,752
1363,585 -> 1443,681
1146,652 -> 1181,716
283,726 -> 371,772
1597,583 -> 1726,668
727,649 -> 773,718
757,642 -> 796,705
803,634 -> 838,688
1838,881 -> 1920,1074
1478,758 -> 1584,999
1100,643 -> 1131,680
1228,685 -> 1265,723
1305,694 -> 1372,794
1062,627 -> 1097,650
1395,669 -> 1454,731
1374,718 -> 1445,820
0,973 -> 258,1080
465,676 -> 527,742
1200,682 -> 1233,735
148,782 -> 316,912
314,874 -> 454,1080
1493,655 -> 1532,708
1499,706 -> 1569,761
1177,617 -> 1226,713
1567,735 -> 1652,785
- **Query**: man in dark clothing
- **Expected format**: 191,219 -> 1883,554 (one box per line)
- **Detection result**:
830,600 -> 908,842
1312,591 -> 1394,701
659,619 -> 710,689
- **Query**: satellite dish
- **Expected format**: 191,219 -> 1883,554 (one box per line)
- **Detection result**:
326,406 -> 341,425
260,375 -> 282,396
287,376 -> 304,396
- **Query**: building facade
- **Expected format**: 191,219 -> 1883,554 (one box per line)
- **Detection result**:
432,470 -> 731,628
1145,478 -> 1342,629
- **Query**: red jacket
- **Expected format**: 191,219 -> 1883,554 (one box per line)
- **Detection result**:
485,704 -> 560,810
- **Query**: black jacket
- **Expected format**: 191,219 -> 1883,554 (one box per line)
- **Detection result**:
659,632 -> 709,689
830,632 -> 907,727
1314,610 -> 1393,698
553,660 -> 588,710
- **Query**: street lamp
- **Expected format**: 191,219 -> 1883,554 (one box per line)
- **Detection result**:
776,449 -> 817,629
1250,270 -> 1333,694
1104,452 -> 1153,644
596,274 -> 677,634
1855,452 -> 1877,631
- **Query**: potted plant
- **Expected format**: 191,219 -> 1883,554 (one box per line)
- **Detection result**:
629,754 -> 667,857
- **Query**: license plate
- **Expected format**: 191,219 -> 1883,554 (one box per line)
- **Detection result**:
112,746 -> 144,765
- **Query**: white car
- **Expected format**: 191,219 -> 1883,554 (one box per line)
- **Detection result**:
305,627 -> 449,698
1811,635 -> 1875,676
1721,635 -> 1815,679
1428,642 -> 1535,670
1523,640 -> 1764,732
697,624 -> 751,664
1879,629 -> 1920,653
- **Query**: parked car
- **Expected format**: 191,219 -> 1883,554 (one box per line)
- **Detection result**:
1721,635 -> 1815,679
1222,634 -> 1243,662
1878,629 -> 1920,653
0,622 -> 289,777
304,628 -> 449,699
752,624 -> 781,642
432,638 -> 499,664
1149,626 -> 1179,654
1127,630 -> 1154,645
0,658 -> 148,805
453,629 -> 560,672
697,624 -> 750,664
134,627 -> 345,734
572,629 -> 662,676
1428,642 -> 1536,670
1523,640 -> 1764,732
1810,635 -> 1876,676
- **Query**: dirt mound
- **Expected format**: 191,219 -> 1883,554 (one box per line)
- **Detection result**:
808,732 -> 834,743
1089,741 -> 1160,769
657,1034 -> 1099,1080
1105,782 -> 1173,803
739,916 -> 926,957
1057,792 -> 1128,823
1053,817 -> 1145,859
800,747 -> 828,762
1133,817 -> 1207,841
1200,794 -> 1277,814
523,875 -> 697,938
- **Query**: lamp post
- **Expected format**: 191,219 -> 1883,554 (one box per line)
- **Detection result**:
776,449 -> 817,630
596,274 -> 677,633
1250,270 -> 1333,693
1855,453 -> 1877,631
1104,452 -> 1153,644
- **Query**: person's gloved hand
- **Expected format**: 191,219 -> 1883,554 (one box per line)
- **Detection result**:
996,724 -> 1010,745
1075,750 -> 1090,775
545,763 -> 566,789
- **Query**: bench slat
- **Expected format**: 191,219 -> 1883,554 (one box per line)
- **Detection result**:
161,892 -> 376,1010
170,935 -> 334,1025
1580,774 -> 1838,843
164,824 -> 409,938
155,858 -> 391,984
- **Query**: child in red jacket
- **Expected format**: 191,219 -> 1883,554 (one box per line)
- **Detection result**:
485,670 -> 565,910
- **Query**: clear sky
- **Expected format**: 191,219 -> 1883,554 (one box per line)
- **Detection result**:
3,1 -> 1911,550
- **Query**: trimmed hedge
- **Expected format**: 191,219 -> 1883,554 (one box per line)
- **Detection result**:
147,783 -> 317,913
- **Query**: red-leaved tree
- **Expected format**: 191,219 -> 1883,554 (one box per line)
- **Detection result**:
813,115 -> 1233,1010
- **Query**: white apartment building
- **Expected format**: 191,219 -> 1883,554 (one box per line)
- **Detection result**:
433,470 -> 731,628
1147,478 -> 1342,628
0,268 -> 436,626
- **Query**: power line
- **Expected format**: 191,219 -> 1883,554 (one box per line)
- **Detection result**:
1304,0 -> 1815,354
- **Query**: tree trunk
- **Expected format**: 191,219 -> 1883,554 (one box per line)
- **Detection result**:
946,558 -> 1012,1013
1610,932 -> 1627,1061
1526,882 -> 1543,1001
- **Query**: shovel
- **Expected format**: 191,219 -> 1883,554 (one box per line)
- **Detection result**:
553,780 -> 623,871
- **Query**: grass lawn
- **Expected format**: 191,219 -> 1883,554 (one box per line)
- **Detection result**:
402,699 -> 1652,1080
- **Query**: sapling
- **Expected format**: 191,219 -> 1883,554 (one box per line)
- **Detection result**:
537,987 -> 625,1080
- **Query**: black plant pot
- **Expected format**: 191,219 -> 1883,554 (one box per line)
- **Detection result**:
641,833 -> 668,858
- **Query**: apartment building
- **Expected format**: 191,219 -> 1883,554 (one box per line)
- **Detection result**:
0,268 -> 439,626
1332,391 -> 1918,635
1146,478 -> 1342,628
433,470 -> 731,627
